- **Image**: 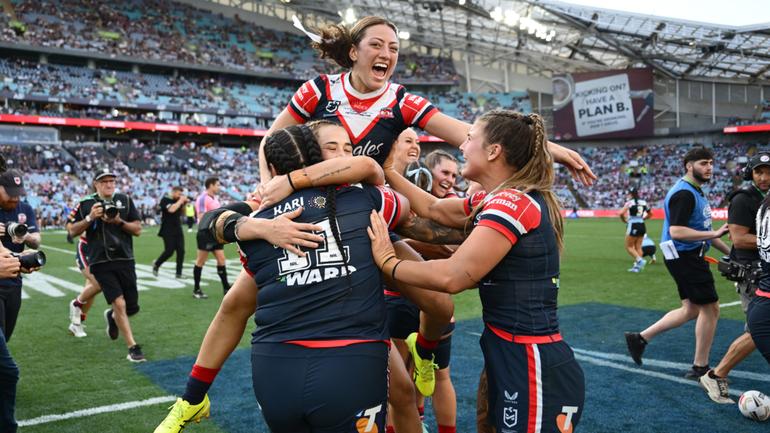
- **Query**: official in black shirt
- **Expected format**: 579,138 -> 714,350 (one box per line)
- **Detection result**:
152,186 -> 188,278
699,152 -> 770,403
67,168 -> 146,363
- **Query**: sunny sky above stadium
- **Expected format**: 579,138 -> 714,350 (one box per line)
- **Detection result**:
561,0 -> 770,26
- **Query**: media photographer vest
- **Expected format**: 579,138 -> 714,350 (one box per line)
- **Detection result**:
661,178 -> 712,253
71,192 -> 138,267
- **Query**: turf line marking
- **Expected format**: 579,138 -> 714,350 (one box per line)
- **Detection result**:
466,332 -> 767,383
719,301 -> 741,308
572,348 -> 769,382
18,395 -> 175,427
573,353 -> 746,397
39,244 -> 76,255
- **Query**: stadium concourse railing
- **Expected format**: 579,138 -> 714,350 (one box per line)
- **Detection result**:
563,208 -> 728,220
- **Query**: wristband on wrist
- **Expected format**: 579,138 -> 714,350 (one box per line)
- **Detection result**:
287,174 -> 296,192
289,168 -> 312,191
391,260 -> 404,281
85,215 -> 92,223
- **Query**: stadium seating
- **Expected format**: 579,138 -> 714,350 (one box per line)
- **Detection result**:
0,0 -> 457,83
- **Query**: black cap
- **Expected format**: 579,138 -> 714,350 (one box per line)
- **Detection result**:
748,153 -> 770,171
0,169 -> 26,196
93,168 -> 117,182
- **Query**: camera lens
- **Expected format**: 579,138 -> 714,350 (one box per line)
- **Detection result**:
104,205 -> 119,219
14,251 -> 45,270
6,223 -> 27,238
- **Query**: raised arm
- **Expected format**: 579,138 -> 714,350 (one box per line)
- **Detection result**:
259,156 -> 384,208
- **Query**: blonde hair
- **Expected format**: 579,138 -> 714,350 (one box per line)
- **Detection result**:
467,110 -> 564,251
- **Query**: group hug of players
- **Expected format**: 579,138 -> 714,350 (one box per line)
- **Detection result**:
143,15 -> 598,433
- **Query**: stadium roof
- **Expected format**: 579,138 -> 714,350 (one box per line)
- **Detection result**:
219,0 -> 770,83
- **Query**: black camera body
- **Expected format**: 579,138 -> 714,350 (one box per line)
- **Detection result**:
11,250 -> 46,270
718,256 -> 761,284
96,199 -> 119,219
5,222 -> 27,238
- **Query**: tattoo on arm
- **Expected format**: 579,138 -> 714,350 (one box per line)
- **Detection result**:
397,214 -> 468,245
311,165 -> 352,185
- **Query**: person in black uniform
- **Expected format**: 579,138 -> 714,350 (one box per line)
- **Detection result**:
618,188 -> 651,272
699,152 -> 770,403
752,192 -> 770,368
67,168 -> 145,362
152,186 -> 188,278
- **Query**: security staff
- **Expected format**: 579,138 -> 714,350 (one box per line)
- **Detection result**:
700,152 -> 770,403
0,170 -> 40,341
626,146 -> 730,380
67,168 -> 145,362
152,186 -> 188,278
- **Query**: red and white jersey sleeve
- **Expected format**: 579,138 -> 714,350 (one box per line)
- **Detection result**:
463,191 -> 487,216
399,91 -> 438,129
474,189 -> 542,245
287,76 -> 325,122
374,185 -> 404,230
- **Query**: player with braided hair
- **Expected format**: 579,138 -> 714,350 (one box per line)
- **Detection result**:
369,109 -> 585,433
260,18 -> 595,411
241,123 -> 409,433
154,122 -> 406,433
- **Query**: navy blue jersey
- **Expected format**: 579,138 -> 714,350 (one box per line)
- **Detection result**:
464,189 -> 560,336
0,201 -> 38,288
239,184 -> 403,345
287,73 -> 438,165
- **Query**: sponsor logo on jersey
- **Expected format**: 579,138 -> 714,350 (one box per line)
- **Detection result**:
378,107 -> 394,119
352,140 -> 385,157
325,100 -> 341,113
273,197 -> 304,217
556,406 -> 579,433
355,404 -> 383,433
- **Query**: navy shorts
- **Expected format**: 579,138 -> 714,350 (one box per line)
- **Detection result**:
748,294 -> 770,366
251,342 -> 388,433
385,290 -> 454,369
75,239 -> 89,271
664,250 -> 718,305
480,327 -> 585,433
627,222 -> 646,237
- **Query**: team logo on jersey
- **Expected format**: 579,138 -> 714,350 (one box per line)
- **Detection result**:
309,196 -> 326,209
503,407 -> 518,428
325,100 -> 341,113
13,176 -> 21,185
378,107 -> 394,119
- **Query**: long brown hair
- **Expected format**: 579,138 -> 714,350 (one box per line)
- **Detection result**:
311,16 -> 398,69
469,110 -> 564,251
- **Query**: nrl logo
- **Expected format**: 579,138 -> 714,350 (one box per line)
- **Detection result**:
325,100 -> 341,113
503,407 -> 518,428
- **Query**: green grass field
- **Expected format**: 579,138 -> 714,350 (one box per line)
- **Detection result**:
13,218 -> 751,432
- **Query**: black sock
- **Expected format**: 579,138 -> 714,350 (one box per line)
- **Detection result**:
193,266 -> 203,292
182,377 -> 211,405
217,266 -> 230,292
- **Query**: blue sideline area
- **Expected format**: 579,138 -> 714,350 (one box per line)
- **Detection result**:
137,303 -> 769,433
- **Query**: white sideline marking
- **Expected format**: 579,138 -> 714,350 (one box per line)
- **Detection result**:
719,301 -> 742,308
467,331 -> 767,383
39,244 -> 76,255
574,354 -> 746,397
18,395 -> 175,427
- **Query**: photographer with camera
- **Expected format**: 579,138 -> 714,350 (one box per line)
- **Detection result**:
0,169 -> 41,341
66,168 -> 145,362
152,186 -> 188,279
0,167 -> 44,433
699,152 -> 770,403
